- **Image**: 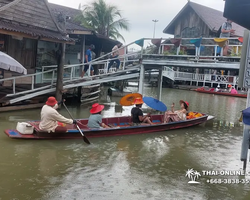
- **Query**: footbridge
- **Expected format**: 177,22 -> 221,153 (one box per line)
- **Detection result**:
0,37 -> 241,105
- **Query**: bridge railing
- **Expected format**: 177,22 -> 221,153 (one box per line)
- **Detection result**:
1,36 -> 242,99
141,37 -> 242,61
162,67 -> 238,86
1,68 -> 57,97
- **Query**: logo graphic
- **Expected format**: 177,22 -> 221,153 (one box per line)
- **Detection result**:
186,169 -> 201,184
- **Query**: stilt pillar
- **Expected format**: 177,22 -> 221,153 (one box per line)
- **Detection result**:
56,43 -> 66,103
138,64 -> 145,95
157,67 -> 163,101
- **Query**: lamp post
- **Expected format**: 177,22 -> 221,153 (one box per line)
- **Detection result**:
152,19 -> 159,38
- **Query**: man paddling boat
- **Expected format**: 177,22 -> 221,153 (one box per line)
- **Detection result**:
39,97 -> 77,134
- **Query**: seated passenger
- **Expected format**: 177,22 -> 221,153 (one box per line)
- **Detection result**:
88,103 -> 109,129
230,87 -> 238,94
215,86 -> 221,92
39,97 -> 77,133
131,97 -> 153,125
164,100 -> 189,123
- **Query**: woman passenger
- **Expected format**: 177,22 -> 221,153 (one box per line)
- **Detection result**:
87,103 -> 110,129
164,100 -> 189,123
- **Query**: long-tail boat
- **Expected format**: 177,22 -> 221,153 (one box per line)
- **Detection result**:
196,88 -> 247,98
4,113 -> 213,140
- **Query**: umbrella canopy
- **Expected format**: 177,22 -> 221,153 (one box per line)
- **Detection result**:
0,51 -> 27,74
120,93 -> 142,106
142,97 -> 167,112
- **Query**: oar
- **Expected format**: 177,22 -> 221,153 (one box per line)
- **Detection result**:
62,102 -> 91,144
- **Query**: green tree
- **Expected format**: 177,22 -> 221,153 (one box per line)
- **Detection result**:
76,0 -> 129,41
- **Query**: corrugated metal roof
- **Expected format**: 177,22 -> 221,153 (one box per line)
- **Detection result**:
163,1 -> 245,37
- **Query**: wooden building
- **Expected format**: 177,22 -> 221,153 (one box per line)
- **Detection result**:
49,3 -> 119,68
163,1 -> 245,38
0,0 -> 74,84
0,0 -> 119,81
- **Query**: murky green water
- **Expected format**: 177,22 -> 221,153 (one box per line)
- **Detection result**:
0,87 -> 249,200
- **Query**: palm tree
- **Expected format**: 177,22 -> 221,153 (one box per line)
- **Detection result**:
194,171 -> 201,182
76,0 -> 129,41
185,169 -> 195,181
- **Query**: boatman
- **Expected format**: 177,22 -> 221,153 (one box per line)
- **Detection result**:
131,97 -> 153,125
39,97 -> 77,134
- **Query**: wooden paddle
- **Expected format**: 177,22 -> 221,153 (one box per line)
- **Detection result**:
62,102 -> 91,144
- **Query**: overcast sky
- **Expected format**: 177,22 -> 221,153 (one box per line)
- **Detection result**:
48,0 -> 225,45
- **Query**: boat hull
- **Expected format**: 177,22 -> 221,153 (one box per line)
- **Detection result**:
196,89 -> 247,98
4,114 -> 208,140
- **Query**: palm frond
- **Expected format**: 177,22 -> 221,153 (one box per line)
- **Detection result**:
77,0 -> 129,40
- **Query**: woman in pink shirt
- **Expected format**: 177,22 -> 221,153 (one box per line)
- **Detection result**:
230,87 -> 238,94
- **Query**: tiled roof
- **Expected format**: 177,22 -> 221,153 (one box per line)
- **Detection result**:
0,0 -> 73,42
0,20 -> 71,41
49,3 -> 91,32
163,1 -> 245,37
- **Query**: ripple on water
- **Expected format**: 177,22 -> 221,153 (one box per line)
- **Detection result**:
1,88 -> 249,200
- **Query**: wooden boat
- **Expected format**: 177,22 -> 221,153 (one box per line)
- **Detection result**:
4,113 -> 211,140
196,88 -> 247,98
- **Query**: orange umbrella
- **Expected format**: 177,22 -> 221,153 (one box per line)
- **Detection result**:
120,93 -> 142,106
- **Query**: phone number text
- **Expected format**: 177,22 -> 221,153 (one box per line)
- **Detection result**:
207,179 -> 250,184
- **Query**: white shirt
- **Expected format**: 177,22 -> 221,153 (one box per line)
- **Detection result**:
112,45 -> 119,56
39,105 -> 73,132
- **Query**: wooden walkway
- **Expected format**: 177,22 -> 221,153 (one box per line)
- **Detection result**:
0,67 -> 140,108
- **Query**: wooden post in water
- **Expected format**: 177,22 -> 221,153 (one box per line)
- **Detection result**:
56,43 -> 66,103
77,36 -> 86,101
138,65 -> 145,95
157,67 -> 163,101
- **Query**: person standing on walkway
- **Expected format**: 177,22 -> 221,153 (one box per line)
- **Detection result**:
108,42 -> 123,72
81,44 -> 95,77
219,19 -> 235,56
220,19 -> 235,38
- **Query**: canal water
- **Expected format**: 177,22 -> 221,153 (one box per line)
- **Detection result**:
0,87 -> 249,200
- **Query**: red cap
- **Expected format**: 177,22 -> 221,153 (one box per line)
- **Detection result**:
90,103 -> 104,114
46,97 -> 57,106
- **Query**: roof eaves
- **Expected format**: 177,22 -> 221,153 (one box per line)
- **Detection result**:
163,2 -> 189,34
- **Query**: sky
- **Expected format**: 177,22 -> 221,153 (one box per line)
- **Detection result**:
48,0 -> 225,46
